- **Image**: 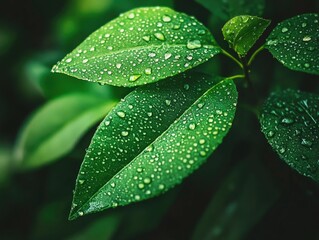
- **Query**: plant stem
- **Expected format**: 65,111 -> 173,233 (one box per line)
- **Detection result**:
227,74 -> 245,80
221,49 -> 243,69
240,57 -> 252,88
248,45 -> 265,66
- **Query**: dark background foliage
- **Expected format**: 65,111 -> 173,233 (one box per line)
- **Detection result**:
0,0 -> 318,239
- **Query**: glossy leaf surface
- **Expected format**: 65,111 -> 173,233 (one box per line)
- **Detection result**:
260,89 -> 319,182
52,7 -> 221,87
265,13 -> 319,75
196,0 -> 265,21
222,15 -> 270,56
70,73 -> 238,219
15,94 -> 117,169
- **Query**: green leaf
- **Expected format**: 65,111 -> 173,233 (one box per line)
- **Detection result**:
260,89 -> 319,182
192,157 -> 280,240
222,15 -> 270,56
69,72 -> 238,220
265,13 -> 319,75
15,94 -> 117,169
52,7 -> 221,87
196,0 -> 265,21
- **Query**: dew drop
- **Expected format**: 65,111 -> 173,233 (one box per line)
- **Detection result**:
281,118 -> 294,124
301,139 -> 313,147
302,36 -> 312,42
200,151 -> 207,156
189,123 -> 196,130
187,40 -> 202,49
144,178 -> 151,184
138,183 -> 144,189
268,130 -> 275,138
128,13 -> 135,19
172,24 -> 181,30
158,184 -> 165,190
197,103 -> 204,108
142,36 -> 150,42
135,195 -> 141,200
165,53 -> 172,59
304,63 -> 310,68
129,74 -> 141,82
144,68 -> 152,75
281,27 -> 288,33
197,29 -> 206,35
82,59 -> 88,63
165,100 -> 171,106
154,32 -> 165,41
279,147 -> 286,154
104,120 -> 111,126
145,145 -> 153,152
301,22 -> 307,27
117,111 -> 126,118
116,63 -> 122,69
66,58 -> 72,63
162,15 -> 171,22
121,131 -> 129,137
78,211 -> 84,216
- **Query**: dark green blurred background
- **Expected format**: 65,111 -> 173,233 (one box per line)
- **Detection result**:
0,0 -> 318,239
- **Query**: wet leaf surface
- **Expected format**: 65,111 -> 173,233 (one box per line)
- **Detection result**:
265,13 -> 319,75
52,7 -> 220,87
260,89 -> 319,182
69,72 -> 238,219
222,15 -> 270,56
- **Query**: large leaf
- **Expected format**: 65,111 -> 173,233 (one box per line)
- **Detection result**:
260,89 -> 319,182
15,93 -> 117,169
222,15 -> 270,56
69,73 -> 238,220
265,13 -> 319,75
196,0 -> 265,21
192,157 -> 280,240
52,7 -> 220,87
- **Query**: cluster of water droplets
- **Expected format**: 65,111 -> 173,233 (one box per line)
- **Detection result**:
52,7 -> 221,87
261,89 -> 319,180
265,13 -> 318,74
71,79 -> 237,217
69,73 -> 236,218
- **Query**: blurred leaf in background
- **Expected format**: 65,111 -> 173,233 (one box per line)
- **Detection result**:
14,94 -> 117,169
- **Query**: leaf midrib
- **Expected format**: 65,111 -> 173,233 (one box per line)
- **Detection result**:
57,43 -> 220,70
71,78 -> 231,218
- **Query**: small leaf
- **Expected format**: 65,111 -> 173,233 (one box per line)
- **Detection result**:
15,94 -> 117,169
265,13 -> 319,75
196,0 -> 265,21
52,7 -> 220,87
260,89 -> 319,182
69,72 -> 238,220
222,15 -> 270,56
